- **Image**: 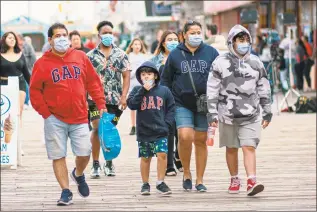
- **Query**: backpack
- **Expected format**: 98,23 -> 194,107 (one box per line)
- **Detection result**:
294,96 -> 317,113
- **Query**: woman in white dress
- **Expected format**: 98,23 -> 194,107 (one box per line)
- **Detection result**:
126,38 -> 148,135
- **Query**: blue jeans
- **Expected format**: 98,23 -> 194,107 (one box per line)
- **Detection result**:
175,106 -> 208,132
285,58 -> 296,86
24,80 -> 29,105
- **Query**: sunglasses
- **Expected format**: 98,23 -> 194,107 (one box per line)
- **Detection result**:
186,20 -> 199,25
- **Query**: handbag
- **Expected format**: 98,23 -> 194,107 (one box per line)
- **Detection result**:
181,51 -> 208,114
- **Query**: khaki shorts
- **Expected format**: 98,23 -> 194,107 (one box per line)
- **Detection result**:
219,121 -> 262,149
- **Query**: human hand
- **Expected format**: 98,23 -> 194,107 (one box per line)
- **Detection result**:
208,121 -> 218,128
99,107 -> 108,118
119,96 -> 127,110
262,120 -> 270,129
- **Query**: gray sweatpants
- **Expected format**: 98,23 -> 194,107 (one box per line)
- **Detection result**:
219,121 -> 262,149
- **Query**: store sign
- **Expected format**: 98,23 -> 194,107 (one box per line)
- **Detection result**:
204,1 -> 252,14
1,77 -> 19,168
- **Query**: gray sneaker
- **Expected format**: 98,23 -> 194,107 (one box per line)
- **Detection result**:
90,162 -> 101,179
104,161 -> 116,176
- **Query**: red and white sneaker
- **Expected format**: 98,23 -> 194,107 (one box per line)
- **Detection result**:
228,177 -> 241,194
247,178 -> 264,196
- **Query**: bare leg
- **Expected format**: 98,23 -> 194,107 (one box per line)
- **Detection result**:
157,153 -> 167,181
178,128 -> 195,180
194,131 -> 207,185
75,156 -> 90,176
242,146 -> 256,176
140,157 -> 152,183
90,119 -> 100,161
53,157 -> 69,189
226,147 -> 239,176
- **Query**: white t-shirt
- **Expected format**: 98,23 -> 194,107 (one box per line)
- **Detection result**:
128,52 -> 149,92
279,38 -> 296,59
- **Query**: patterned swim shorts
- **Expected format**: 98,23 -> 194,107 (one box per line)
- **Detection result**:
138,138 -> 168,158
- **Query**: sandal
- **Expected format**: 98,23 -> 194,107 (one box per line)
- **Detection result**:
165,167 -> 177,176
173,157 -> 183,172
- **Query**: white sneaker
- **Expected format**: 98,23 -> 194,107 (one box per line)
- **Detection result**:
90,162 -> 101,179
104,161 -> 116,176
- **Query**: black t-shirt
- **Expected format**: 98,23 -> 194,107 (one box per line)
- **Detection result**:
0,54 -> 30,84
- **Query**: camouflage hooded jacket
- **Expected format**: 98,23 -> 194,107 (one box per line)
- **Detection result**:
207,25 -> 272,125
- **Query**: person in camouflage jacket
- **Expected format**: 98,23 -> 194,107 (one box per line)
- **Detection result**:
207,25 -> 272,197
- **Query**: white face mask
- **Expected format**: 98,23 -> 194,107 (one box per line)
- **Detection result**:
54,36 -> 69,53
142,79 -> 154,87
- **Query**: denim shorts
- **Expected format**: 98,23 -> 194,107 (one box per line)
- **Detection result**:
175,106 -> 208,132
138,138 -> 168,158
44,115 -> 91,160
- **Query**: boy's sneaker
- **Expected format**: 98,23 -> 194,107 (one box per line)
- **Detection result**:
104,161 -> 116,176
247,178 -> 264,196
183,178 -> 192,191
57,189 -> 73,206
90,161 -> 101,179
228,177 -> 241,194
70,168 -> 90,198
140,183 -> 151,195
156,182 -> 172,195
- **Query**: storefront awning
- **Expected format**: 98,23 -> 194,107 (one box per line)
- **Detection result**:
204,1 -> 254,15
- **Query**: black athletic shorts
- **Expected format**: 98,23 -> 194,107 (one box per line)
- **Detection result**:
88,100 -> 122,126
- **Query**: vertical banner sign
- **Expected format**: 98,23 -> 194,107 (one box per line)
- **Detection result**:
1,77 -> 19,168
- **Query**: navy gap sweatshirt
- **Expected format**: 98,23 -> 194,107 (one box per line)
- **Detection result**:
127,61 -> 175,143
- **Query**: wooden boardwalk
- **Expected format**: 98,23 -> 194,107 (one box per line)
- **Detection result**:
1,107 -> 316,211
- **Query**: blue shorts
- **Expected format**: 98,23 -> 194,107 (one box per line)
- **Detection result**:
44,115 -> 91,160
175,106 -> 208,132
138,138 -> 168,158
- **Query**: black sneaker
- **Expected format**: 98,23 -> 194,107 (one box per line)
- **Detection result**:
183,178 -> 192,191
57,189 -> 73,206
140,183 -> 151,195
70,168 -> 90,198
129,126 -> 136,135
156,182 -> 172,195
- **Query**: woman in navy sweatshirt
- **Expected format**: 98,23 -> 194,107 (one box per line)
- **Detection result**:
161,20 -> 219,192
127,61 -> 175,196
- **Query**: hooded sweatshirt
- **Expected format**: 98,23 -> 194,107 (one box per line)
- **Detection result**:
207,25 -> 272,125
30,48 -> 106,124
161,42 -> 219,111
127,61 -> 175,143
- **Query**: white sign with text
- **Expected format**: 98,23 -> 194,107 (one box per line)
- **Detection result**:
1,77 -> 19,169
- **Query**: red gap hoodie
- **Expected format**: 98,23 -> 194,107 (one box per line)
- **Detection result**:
30,48 -> 106,124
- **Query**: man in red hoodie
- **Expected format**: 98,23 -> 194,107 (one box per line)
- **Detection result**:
30,23 -> 107,206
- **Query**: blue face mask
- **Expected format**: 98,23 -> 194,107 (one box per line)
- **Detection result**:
166,41 -> 179,52
236,43 -> 250,55
187,34 -> 202,47
100,34 -> 113,47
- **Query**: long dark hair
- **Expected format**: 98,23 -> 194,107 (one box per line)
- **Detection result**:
0,32 -> 21,54
154,30 -> 178,56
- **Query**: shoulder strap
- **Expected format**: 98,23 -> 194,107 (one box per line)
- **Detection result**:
181,50 -> 198,98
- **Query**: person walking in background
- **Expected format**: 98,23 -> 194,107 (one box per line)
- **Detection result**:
17,34 -> 37,109
294,38 -> 309,91
207,25 -> 272,197
126,38 -> 149,135
279,29 -> 297,88
151,30 -> 163,54
127,61 -> 175,196
69,30 -> 90,53
1,32 -> 31,156
150,31 -> 183,176
87,20 -> 130,178
301,35 -> 314,91
162,20 -> 219,192
150,30 -> 181,176
30,23 -> 107,206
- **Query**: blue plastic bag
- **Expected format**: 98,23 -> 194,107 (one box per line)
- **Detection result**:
98,112 -> 121,160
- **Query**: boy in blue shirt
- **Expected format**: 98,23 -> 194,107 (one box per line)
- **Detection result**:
127,61 -> 175,195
